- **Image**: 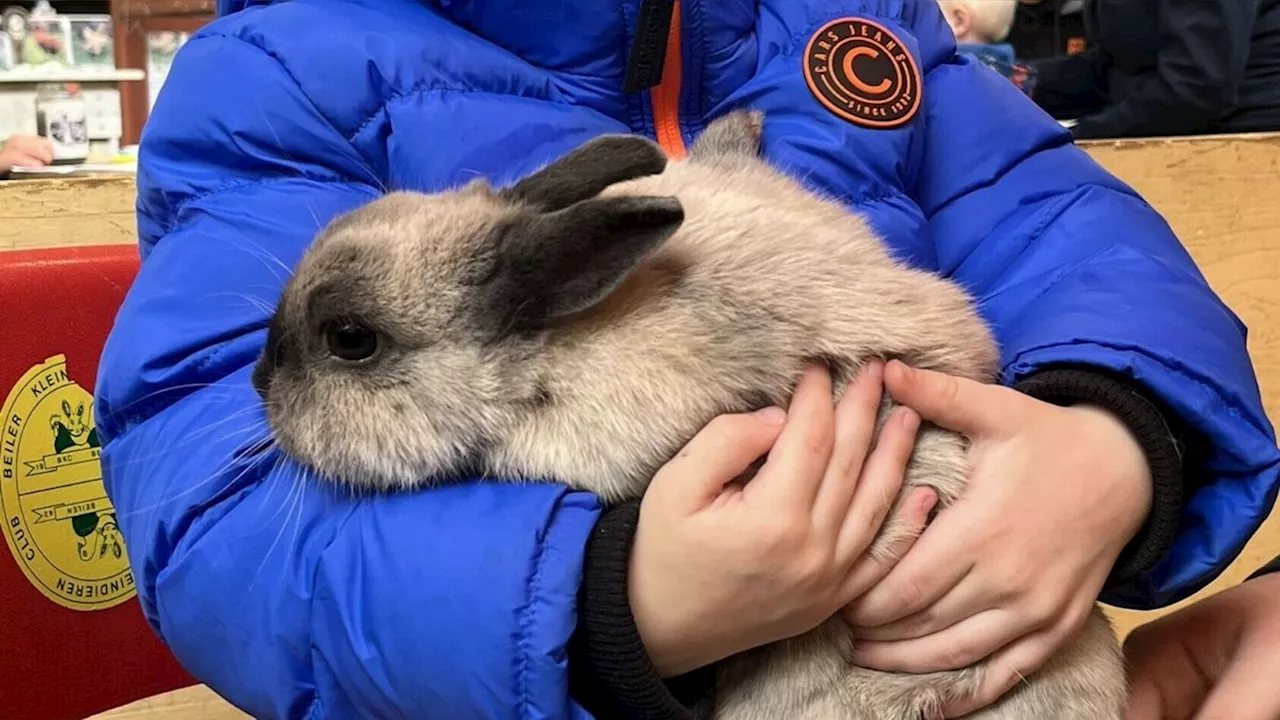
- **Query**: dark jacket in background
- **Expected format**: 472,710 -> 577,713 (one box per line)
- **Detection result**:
1032,0 -> 1280,139
1007,0 -> 1089,60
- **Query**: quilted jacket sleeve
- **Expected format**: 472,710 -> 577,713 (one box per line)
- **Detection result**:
95,32 -> 603,720
906,2 -> 1280,609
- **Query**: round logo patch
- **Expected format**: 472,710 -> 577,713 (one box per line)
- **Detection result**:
1,355 -> 134,612
803,17 -> 923,129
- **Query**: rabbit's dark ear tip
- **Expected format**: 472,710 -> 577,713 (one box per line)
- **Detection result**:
646,197 -> 684,223
587,135 -> 669,175
605,195 -> 683,228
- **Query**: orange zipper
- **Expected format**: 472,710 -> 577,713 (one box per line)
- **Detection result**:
651,0 -> 686,158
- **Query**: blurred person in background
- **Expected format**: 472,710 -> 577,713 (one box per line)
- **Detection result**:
938,1 -> 1039,95
938,0 -> 1018,49
1030,0 -> 1280,139
0,133 -> 52,178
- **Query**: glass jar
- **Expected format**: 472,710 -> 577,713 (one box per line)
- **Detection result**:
35,81 -> 89,164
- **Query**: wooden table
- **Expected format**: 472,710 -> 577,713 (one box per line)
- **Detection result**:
0,174 -> 137,252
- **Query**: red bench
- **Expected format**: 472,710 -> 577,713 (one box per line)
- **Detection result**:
1,245 -> 195,719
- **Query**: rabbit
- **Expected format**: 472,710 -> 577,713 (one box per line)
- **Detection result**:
252,109 -> 1126,720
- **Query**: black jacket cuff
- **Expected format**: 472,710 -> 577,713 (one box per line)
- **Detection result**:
568,499 -> 716,720
1013,368 -> 1185,589
1247,555 -> 1280,582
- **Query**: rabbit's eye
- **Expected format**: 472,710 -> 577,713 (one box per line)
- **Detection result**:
323,321 -> 381,364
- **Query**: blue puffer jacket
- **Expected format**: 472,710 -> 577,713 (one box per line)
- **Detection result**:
96,0 -> 1279,718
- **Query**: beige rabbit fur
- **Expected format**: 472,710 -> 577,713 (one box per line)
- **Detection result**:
254,110 -> 1126,719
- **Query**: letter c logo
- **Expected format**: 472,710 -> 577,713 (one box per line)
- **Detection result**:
803,17 -> 923,129
843,47 -> 892,95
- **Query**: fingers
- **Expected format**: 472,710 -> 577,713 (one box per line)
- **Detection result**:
2,135 -> 53,165
1191,635 -> 1280,720
812,360 -> 885,536
1123,679 -> 1175,720
659,406 -> 787,511
840,486 -> 937,603
883,361 -> 1013,439
855,573 -> 989,642
1124,663 -> 1205,720
939,613 -> 1084,719
844,503 -> 976,628
834,406 -> 920,564
2,150 -> 46,168
851,609 -> 1025,673
35,137 -> 53,164
1120,577 -> 1280,720
749,365 -> 836,511
25,137 -> 53,164
1122,620 -> 1221,720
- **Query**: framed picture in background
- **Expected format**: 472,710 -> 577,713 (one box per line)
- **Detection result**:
109,0 -> 212,144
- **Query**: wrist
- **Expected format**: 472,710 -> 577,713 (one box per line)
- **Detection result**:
1014,367 -> 1185,588
629,561 -> 696,677
630,565 -> 740,678
629,517 -> 744,677
569,500 -> 715,720
630,576 -> 714,678
1066,404 -> 1153,541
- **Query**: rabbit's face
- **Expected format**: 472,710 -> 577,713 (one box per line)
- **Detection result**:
253,189 -> 538,488
254,134 -> 684,489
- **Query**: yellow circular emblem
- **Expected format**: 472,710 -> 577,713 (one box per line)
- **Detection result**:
1,355 -> 134,612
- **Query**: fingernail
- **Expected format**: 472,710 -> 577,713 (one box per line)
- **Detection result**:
886,359 -> 911,379
754,406 -> 787,425
863,359 -> 884,379
898,408 -> 920,431
914,487 -> 938,515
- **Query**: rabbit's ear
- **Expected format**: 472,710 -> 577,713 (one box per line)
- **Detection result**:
493,195 -> 683,322
62,400 -> 71,416
500,135 -> 668,212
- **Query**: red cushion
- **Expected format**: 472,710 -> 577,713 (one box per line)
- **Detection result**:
1,246 -> 195,719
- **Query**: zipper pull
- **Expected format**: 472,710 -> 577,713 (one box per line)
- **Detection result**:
623,0 -> 676,93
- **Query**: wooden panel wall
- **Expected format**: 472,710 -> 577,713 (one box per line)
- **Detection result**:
1084,134 -> 1280,635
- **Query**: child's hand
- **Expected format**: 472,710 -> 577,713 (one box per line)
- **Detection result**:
1123,570 -> 1280,720
0,134 -> 53,171
843,362 -> 1152,718
629,363 -> 937,677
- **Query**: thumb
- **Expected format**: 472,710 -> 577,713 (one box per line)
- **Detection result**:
29,137 -> 53,165
655,407 -> 787,511
882,360 -> 1011,437
1190,641 -> 1280,720
6,151 -> 45,168
1123,675 -> 1179,720
1121,614 -> 1231,720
